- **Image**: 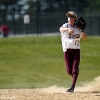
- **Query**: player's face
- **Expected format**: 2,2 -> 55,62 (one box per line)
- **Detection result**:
68,15 -> 76,24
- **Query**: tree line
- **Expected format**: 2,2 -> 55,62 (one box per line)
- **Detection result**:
0,0 -> 100,23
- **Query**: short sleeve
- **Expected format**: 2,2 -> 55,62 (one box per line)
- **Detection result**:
62,23 -> 68,28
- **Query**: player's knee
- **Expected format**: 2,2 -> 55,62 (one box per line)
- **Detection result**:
72,69 -> 79,75
66,70 -> 72,75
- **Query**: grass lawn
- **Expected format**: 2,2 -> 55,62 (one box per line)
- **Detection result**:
0,36 -> 100,88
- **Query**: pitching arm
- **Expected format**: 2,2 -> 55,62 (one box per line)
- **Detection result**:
60,27 -> 74,34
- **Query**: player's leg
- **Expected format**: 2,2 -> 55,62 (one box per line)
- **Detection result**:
64,50 -> 75,92
68,49 -> 80,92
66,49 -> 80,92
64,50 -> 73,75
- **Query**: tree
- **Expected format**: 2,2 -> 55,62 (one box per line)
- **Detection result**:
0,0 -> 25,23
25,0 -> 38,14
25,0 -> 89,13
85,0 -> 100,13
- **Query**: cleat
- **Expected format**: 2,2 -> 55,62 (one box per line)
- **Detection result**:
66,86 -> 74,92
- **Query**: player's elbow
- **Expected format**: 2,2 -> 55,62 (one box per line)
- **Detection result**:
82,36 -> 87,41
82,32 -> 87,41
59,27 -> 63,32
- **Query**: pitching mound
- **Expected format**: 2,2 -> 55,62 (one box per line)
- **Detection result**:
0,77 -> 100,100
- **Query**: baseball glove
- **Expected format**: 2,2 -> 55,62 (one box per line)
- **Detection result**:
74,16 -> 86,32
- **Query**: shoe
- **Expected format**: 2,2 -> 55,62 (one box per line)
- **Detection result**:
66,86 -> 74,92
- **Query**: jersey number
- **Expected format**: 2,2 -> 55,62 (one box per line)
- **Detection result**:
75,40 -> 80,45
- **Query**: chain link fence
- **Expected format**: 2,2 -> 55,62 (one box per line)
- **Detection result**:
0,12 -> 100,36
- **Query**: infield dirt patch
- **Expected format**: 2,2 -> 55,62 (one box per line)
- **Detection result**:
0,76 -> 100,100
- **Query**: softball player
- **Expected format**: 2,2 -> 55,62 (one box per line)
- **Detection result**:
60,11 -> 87,92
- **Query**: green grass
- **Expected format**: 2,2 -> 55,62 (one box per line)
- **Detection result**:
0,36 -> 100,88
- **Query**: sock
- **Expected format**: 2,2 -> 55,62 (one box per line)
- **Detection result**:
71,74 -> 78,88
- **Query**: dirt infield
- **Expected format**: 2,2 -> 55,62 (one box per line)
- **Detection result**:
0,77 -> 100,100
